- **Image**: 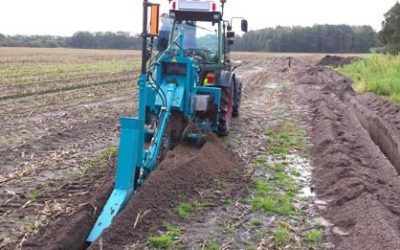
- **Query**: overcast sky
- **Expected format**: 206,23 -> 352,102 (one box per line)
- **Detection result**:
0,0 -> 397,36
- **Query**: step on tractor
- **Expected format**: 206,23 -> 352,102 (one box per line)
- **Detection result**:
87,0 -> 248,242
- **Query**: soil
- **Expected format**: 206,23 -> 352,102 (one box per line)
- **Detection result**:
317,55 -> 360,67
21,172 -> 113,250
5,50 -> 400,250
294,62 -> 400,249
0,49 -> 137,249
89,136 -> 246,249
15,54 -> 305,250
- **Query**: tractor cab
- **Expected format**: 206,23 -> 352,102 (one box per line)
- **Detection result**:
162,0 -> 248,68
164,1 -> 224,66
169,19 -> 220,65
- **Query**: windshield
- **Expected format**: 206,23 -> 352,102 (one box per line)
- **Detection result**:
171,21 -> 220,64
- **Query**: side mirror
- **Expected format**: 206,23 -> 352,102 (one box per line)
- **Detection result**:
241,20 -> 248,33
227,31 -> 235,38
149,4 -> 160,37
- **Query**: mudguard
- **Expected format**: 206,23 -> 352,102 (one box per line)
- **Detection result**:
232,75 -> 242,117
219,71 -> 233,87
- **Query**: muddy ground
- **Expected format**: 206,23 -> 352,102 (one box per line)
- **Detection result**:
2,50 -> 400,250
0,48 -> 138,248
296,64 -> 400,250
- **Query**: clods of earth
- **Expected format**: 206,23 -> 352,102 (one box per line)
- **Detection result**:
2,50 -> 400,250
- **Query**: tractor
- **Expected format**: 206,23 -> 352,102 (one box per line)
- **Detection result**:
87,0 -> 248,242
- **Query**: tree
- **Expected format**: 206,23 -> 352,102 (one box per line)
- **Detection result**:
379,2 -> 400,54
0,33 -> 6,46
354,26 -> 379,52
68,32 -> 96,48
232,25 -> 378,53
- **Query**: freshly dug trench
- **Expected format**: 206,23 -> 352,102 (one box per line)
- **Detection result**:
20,134 -> 243,250
296,65 -> 400,249
21,171 -> 114,250
89,136 -> 243,249
345,94 -> 400,173
296,65 -> 400,173
308,91 -> 400,250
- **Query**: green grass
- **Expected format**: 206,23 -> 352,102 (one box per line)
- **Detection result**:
255,180 -> 272,196
82,161 -> 94,170
19,218 -> 39,232
174,200 -> 204,219
290,169 -> 301,177
175,202 -> 193,219
213,178 -> 227,189
251,156 -> 301,216
226,226 -> 235,234
273,226 -> 293,246
304,229 -> 324,243
339,54 -> 400,104
252,193 -> 294,215
272,162 -> 286,173
28,188 -> 40,200
148,235 -> 173,249
201,241 -> 220,250
273,171 -> 299,193
251,219 -> 262,227
147,224 -> 181,249
98,144 -> 117,161
266,121 -> 307,155
163,223 -> 181,238
252,156 -> 268,165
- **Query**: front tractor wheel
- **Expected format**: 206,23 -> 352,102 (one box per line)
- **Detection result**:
217,84 -> 234,136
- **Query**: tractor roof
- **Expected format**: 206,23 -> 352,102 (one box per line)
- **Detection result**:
169,0 -> 223,22
170,10 -> 222,22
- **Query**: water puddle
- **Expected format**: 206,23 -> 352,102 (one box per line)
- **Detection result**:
265,82 -> 290,89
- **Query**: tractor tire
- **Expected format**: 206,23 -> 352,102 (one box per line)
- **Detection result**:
232,77 -> 242,118
159,112 -> 186,160
218,84 -> 233,136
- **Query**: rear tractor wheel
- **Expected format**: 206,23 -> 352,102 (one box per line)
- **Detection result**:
232,77 -> 242,118
217,84 -> 234,136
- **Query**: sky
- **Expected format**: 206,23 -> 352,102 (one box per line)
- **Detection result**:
0,0 -> 398,36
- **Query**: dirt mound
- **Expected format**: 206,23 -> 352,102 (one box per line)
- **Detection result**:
299,64 -> 400,249
19,136 -> 243,250
317,55 -> 359,67
294,66 -> 355,98
20,170 -> 114,250
85,136 -> 243,249
309,92 -> 400,249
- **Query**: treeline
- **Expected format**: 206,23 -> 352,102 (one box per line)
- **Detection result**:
0,25 -> 379,53
232,25 -> 379,53
379,2 -> 400,54
0,32 -> 142,50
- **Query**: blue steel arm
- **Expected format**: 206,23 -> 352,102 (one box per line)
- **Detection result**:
87,71 -> 180,242
144,83 -> 177,170
86,3 -> 188,243
87,72 -> 149,242
86,117 -> 142,242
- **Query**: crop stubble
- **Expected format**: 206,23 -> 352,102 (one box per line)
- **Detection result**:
2,48 -> 400,250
